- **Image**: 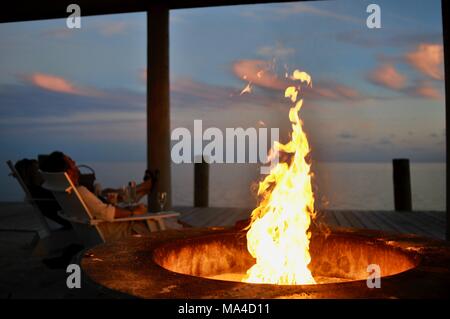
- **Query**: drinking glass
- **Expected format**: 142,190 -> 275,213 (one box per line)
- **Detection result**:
157,192 -> 167,212
122,186 -> 130,204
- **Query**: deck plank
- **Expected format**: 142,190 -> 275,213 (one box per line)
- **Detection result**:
218,208 -> 250,227
342,211 -> 367,229
154,206 -> 445,240
0,202 -> 446,240
346,211 -> 375,229
420,211 -> 446,227
331,211 -> 353,228
319,211 -> 339,227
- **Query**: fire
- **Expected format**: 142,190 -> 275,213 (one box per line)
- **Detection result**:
243,69 -> 316,285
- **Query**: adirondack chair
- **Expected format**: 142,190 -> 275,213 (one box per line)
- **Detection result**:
41,171 -> 180,247
6,160 -> 53,238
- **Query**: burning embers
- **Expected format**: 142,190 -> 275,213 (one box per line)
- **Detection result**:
243,70 -> 316,285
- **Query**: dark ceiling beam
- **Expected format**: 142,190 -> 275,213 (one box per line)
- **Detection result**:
0,0 -> 316,23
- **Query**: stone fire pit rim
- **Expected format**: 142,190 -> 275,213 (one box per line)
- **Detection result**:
78,227 -> 450,299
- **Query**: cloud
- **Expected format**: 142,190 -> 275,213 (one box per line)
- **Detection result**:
405,43 -> 444,80
367,63 -> 443,100
171,77 -> 234,102
39,20 -> 131,40
0,80 -> 144,119
337,132 -> 357,139
257,44 -> 295,59
24,72 -> 102,97
26,73 -> 83,95
378,137 -> 392,145
232,59 -> 367,102
307,81 -> 365,102
40,27 -> 73,39
406,81 -> 442,100
97,21 -> 129,36
232,59 -> 289,91
367,64 -> 407,90
335,31 -> 380,48
139,68 -> 147,83
0,111 -> 144,126
273,3 -> 362,24
336,31 -> 443,48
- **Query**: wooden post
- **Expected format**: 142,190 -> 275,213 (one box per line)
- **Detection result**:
393,159 -> 412,212
147,5 -> 171,211
194,157 -> 209,207
441,0 -> 450,240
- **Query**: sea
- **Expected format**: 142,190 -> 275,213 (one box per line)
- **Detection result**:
0,161 -> 445,211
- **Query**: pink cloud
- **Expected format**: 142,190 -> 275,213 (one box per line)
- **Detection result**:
405,43 -> 444,80
28,73 -> 82,95
368,64 -> 407,90
306,82 -> 364,102
232,59 -> 289,91
26,73 -> 101,97
409,82 -> 442,100
335,85 -> 361,99
233,59 -> 366,102
98,21 -> 129,36
140,68 -> 147,83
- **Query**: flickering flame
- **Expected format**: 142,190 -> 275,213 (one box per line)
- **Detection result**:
243,69 -> 316,285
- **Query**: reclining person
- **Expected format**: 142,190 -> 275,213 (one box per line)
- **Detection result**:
41,151 -> 157,241
14,158 -> 72,230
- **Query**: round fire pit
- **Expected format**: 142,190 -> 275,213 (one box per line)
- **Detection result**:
80,227 -> 450,298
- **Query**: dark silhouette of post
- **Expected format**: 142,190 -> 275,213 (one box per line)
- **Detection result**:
194,157 -> 209,207
147,5 -> 171,211
393,159 -> 412,211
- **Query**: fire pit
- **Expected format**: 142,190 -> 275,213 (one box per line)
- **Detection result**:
79,227 -> 450,298
80,68 -> 450,299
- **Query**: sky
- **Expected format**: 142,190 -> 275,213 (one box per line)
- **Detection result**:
0,0 -> 446,165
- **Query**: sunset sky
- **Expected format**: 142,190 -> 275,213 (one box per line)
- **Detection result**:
0,0 -> 445,165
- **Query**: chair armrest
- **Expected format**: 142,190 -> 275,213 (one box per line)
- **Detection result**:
57,210 -> 180,225
111,212 -> 180,223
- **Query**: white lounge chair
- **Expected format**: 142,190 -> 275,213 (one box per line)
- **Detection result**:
41,171 -> 179,247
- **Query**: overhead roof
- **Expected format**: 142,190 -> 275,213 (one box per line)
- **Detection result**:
0,0 -> 311,23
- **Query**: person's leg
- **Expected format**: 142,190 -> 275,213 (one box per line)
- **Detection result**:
132,220 -> 156,235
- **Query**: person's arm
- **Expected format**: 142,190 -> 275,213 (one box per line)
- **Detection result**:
136,180 -> 152,199
114,206 -> 133,218
113,204 -> 147,219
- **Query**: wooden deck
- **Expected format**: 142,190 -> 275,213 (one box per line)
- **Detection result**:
0,202 -> 446,241
174,206 -> 446,240
0,202 -> 446,298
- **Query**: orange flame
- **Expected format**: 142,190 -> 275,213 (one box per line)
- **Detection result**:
243,69 -> 316,285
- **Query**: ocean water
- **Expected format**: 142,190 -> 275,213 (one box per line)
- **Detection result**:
0,161 -> 445,211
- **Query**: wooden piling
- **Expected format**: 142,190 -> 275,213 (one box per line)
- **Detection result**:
393,159 -> 412,212
194,157 -> 209,207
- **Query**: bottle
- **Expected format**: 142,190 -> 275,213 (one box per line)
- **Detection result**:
94,183 -> 102,197
129,181 -> 137,203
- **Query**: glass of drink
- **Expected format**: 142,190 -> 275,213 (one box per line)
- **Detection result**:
121,186 -> 130,204
157,192 -> 167,212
